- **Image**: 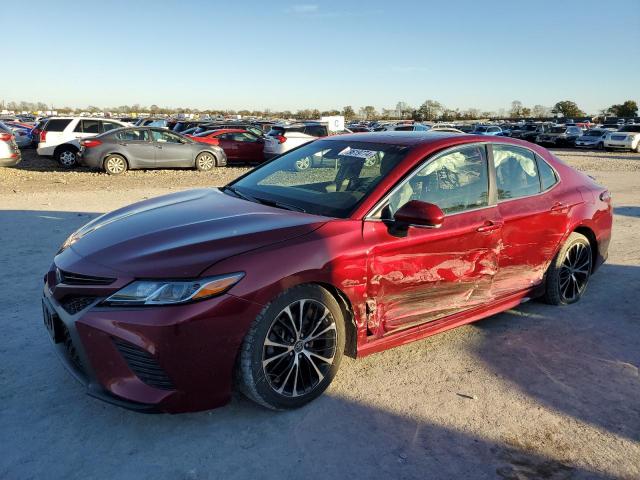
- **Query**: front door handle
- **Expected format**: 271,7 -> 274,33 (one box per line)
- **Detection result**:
477,221 -> 502,233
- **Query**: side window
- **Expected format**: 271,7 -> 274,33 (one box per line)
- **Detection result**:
537,156 -> 558,191
151,130 -> 182,143
116,129 -> 149,142
75,120 -> 101,134
232,132 -> 258,142
102,122 -> 120,132
387,145 -> 489,215
493,145 -> 541,200
45,119 -> 72,132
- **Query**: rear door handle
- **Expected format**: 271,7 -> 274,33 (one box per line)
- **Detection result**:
477,221 -> 502,233
550,202 -> 566,212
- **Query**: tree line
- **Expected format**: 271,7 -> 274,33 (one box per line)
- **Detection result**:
2,99 -> 637,121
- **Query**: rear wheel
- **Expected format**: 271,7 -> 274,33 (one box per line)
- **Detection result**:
543,232 -> 592,305
196,152 -> 216,171
56,147 -> 79,168
238,285 -> 345,410
104,154 -> 128,175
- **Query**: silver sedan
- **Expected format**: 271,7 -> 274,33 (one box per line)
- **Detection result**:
78,127 -> 227,175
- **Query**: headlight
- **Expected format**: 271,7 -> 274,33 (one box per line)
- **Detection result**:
103,273 -> 244,306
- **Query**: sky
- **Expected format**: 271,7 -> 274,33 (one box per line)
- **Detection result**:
3,0 -> 639,114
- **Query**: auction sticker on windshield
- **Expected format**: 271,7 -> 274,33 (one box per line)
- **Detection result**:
338,147 -> 377,159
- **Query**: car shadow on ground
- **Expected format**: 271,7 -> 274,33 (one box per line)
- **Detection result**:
0,209 -> 637,479
614,206 -> 640,218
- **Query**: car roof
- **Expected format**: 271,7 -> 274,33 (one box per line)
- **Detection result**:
321,131 -> 472,145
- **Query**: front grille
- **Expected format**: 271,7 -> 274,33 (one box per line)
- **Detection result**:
59,321 -> 85,375
58,269 -> 115,286
113,339 -> 175,390
60,296 -> 97,315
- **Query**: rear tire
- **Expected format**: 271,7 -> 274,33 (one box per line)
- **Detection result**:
196,152 -> 216,171
238,284 -> 345,410
56,147 -> 79,168
104,154 -> 128,175
543,232 -> 592,305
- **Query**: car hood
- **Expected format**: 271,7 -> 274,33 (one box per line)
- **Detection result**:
57,188 -> 328,277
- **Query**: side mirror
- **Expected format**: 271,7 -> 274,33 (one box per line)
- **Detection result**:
393,200 -> 444,228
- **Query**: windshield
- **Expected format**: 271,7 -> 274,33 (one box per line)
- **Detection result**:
619,125 -> 640,132
550,127 -> 566,133
475,126 -> 488,132
227,139 -> 411,218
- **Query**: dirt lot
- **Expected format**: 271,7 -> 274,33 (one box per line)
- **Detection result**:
1,148 -> 638,479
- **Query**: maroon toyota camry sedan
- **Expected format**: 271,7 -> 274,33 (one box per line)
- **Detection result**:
42,132 -> 612,412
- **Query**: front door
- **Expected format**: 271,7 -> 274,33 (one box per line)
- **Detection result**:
364,144 -> 502,336
150,129 -> 190,167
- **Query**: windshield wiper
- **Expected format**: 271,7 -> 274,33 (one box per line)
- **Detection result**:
222,185 -> 256,202
253,197 -> 307,213
223,186 -> 306,213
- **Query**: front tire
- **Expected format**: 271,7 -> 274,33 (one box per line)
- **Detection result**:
196,152 -> 216,171
56,147 -> 79,168
104,154 -> 128,175
238,285 -> 345,410
543,232 -> 592,305
294,157 -> 311,171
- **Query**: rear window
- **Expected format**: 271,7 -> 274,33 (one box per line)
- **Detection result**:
267,127 -> 286,136
304,125 -> 327,137
44,119 -> 72,132
620,125 -> 640,132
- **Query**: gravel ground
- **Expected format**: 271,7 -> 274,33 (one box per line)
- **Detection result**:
0,148 -> 638,480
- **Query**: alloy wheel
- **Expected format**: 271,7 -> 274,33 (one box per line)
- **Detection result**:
197,153 -> 214,170
558,242 -> 591,302
295,158 -> 311,170
59,151 -> 77,166
262,299 -> 337,397
106,157 -> 126,174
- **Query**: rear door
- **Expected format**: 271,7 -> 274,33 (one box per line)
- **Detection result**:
73,119 -> 102,141
115,129 -> 154,167
231,132 -> 264,162
216,133 -> 239,161
150,129 -> 191,167
490,144 -> 570,297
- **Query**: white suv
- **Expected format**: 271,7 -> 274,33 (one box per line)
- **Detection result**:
604,125 -> 640,152
37,117 -> 129,167
263,123 -> 329,159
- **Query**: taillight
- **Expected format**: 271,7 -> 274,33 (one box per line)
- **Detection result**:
40,130 -> 47,142
275,135 -> 287,144
81,139 -> 102,148
0,132 -> 13,142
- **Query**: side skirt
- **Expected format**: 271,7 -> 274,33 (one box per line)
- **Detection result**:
357,288 -> 537,357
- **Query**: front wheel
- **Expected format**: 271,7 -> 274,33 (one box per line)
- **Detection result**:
543,232 -> 592,305
238,285 -> 345,410
196,152 -> 216,171
294,157 -> 311,171
596,142 -> 604,150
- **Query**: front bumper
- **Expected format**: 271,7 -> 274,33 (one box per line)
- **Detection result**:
42,265 -> 263,413
604,139 -> 635,149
